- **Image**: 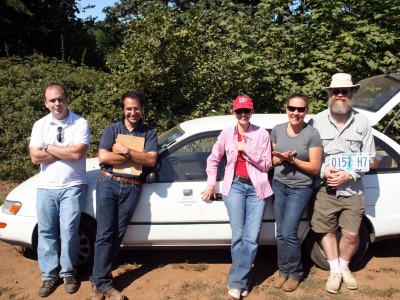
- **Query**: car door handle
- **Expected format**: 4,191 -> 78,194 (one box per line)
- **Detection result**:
170,158 -> 178,165
185,172 -> 204,180
210,193 -> 223,201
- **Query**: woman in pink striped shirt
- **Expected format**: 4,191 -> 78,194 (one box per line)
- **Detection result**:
202,95 -> 273,300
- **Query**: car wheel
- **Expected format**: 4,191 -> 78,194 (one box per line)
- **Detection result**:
305,221 -> 370,270
77,217 -> 96,273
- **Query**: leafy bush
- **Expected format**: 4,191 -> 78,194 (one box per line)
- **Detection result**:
1,1 -> 400,180
0,55 -> 115,180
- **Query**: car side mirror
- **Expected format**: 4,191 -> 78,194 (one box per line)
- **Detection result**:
146,172 -> 158,184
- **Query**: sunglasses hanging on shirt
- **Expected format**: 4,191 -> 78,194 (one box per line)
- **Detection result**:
57,127 -> 62,143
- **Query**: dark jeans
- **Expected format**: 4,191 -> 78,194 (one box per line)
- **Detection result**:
90,174 -> 142,292
272,180 -> 313,280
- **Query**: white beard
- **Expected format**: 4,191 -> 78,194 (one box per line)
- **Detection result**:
329,98 -> 352,114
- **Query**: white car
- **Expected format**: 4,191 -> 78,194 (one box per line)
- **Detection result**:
1,73 -> 399,271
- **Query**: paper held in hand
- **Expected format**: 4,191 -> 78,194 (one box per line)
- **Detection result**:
330,152 -> 370,172
113,134 -> 145,176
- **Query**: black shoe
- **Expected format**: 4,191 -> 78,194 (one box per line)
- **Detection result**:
63,276 -> 79,294
39,279 -> 57,298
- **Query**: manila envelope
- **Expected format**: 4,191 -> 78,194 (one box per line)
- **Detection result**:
113,134 -> 145,176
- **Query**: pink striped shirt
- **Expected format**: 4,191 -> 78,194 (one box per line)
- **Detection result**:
206,123 -> 273,200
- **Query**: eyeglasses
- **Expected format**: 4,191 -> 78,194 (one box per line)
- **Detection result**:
235,108 -> 252,114
125,107 -> 141,113
332,88 -> 351,96
287,106 -> 307,113
57,127 -> 62,143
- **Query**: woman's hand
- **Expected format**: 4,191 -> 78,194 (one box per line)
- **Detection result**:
237,134 -> 247,151
201,185 -> 216,202
272,150 -> 297,165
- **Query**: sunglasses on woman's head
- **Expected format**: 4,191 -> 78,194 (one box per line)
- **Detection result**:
332,88 -> 351,96
235,108 -> 252,114
287,106 -> 307,113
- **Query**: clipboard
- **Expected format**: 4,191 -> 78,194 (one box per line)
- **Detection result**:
113,134 -> 145,176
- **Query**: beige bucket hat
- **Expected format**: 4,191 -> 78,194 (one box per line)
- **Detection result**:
323,73 -> 360,90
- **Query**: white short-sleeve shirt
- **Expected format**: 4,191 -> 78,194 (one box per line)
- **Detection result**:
29,110 -> 90,189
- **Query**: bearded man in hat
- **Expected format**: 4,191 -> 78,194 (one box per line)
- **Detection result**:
309,73 -> 375,294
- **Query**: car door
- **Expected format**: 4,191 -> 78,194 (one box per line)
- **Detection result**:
122,132 -> 233,246
121,129 -> 309,247
352,72 -> 400,239
353,73 -> 400,126
363,131 -> 400,239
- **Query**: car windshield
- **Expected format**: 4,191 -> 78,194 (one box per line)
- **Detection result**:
158,125 -> 184,149
353,73 -> 400,112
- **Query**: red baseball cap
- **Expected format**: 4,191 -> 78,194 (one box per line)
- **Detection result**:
233,95 -> 254,111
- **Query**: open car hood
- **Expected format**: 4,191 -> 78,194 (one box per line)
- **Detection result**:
352,73 -> 400,126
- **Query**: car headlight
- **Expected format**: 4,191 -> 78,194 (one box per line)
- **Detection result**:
2,200 -> 22,215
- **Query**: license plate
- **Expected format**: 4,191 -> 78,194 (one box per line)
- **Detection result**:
330,153 -> 370,172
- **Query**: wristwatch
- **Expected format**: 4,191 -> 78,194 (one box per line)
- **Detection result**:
123,149 -> 130,158
43,143 -> 49,152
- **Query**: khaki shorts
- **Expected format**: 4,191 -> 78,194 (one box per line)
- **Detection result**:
311,186 -> 365,233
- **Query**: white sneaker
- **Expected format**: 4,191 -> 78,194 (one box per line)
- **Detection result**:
325,272 -> 342,294
228,288 -> 241,300
341,267 -> 358,290
227,285 -> 249,297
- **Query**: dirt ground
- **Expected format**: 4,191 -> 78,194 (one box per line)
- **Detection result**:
1,181 -> 400,300
1,240 -> 400,300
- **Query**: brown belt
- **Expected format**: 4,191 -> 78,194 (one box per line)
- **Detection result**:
101,170 -> 141,185
234,174 -> 252,185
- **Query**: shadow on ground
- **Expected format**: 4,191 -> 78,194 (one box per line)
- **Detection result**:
20,238 -> 400,289
355,238 -> 400,270
112,246 -> 278,292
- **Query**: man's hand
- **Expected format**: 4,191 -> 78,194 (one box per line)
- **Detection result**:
324,167 -> 351,188
112,139 -> 128,156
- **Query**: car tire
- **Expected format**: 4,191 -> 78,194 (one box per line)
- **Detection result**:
77,216 -> 96,273
305,221 -> 370,270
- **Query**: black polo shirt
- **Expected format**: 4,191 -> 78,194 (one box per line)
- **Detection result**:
99,119 -> 158,179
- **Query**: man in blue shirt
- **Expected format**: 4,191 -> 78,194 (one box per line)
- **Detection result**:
90,91 -> 158,300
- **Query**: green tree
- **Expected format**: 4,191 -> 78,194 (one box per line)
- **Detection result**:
0,0 -> 103,68
296,0 -> 400,106
106,0 -> 399,130
1,0 -> 399,181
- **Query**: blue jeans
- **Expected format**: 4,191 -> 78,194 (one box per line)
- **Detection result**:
223,180 -> 267,291
272,180 -> 313,280
90,174 -> 142,292
36,184 -> 87,280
